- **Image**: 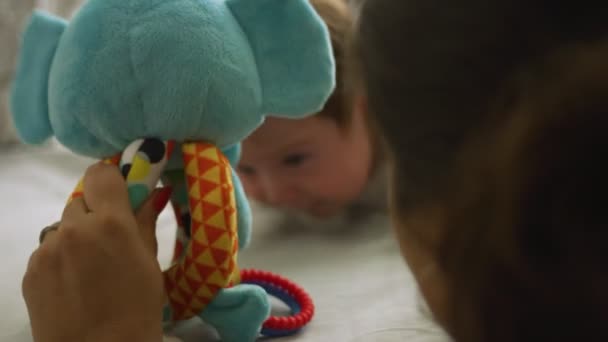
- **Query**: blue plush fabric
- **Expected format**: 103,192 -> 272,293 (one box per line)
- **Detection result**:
226,0 -> 336,116
11,0 -> 335,159
10,12 -> 66,145
221,143 -> 242,167
200,285 -> 270,342
11,0 -> 335,341
231,167 -> 252,249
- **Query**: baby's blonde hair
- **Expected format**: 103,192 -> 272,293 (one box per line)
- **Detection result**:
309,0 -> 354,127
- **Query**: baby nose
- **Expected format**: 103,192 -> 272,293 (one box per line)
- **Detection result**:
241,174 -> 302,208
265,187 -> 296,207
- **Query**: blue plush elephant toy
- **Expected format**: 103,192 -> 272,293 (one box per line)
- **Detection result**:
10,0 -> 335,341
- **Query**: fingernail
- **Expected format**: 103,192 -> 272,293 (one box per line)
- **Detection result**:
153,187 -> 173,213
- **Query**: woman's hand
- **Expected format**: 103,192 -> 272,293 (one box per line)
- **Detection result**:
22,163 -> 172,342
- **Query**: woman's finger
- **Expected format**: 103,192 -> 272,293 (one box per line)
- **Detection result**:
61,196 -> 89,223
82,163 -> 131,216
39,223 -> 60,245
24,225 -> 62,291
134,187 -> 172,255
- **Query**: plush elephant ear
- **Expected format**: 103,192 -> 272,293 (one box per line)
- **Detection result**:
226,0 -> 336,118
10,10 -> 67,144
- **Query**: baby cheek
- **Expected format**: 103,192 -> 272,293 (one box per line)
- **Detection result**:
321,148 -> 372,201
312,162 -> 364,200
238,174 -> 261,199
336,151 -> 370,185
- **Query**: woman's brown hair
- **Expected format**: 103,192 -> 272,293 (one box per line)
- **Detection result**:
355,0 -> 608,340
441,43 -> 608,341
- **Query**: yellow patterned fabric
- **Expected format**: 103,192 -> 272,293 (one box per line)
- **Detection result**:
67,141 -> 239,321
164,143 -> 239,320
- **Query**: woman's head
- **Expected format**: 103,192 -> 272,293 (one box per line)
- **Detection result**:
238,0 -> 375,218
439,46 -> 608,341
357,0 -> 608,210
355,0 -> 608,340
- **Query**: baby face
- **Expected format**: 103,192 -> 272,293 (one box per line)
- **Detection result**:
238,111 -> 373,218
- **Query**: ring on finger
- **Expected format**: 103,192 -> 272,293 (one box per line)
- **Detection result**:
39,223 -> 60,244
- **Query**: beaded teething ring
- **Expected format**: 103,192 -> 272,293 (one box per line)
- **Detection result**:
241,269 -> 315,337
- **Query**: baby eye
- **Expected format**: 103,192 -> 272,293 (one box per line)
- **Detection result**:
282,153 -> 309,167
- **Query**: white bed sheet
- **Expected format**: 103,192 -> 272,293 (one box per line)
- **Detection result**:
0,143 -> 449,342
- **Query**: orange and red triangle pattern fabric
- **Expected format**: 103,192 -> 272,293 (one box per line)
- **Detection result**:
164,142 -> 239,320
